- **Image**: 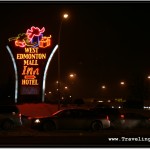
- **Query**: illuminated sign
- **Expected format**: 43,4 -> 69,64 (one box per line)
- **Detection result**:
9,26 -> 51,87
26,26 -> 45,41
7,26 -> 58,102
17,47 -> 45,86
9,26 -> 51,48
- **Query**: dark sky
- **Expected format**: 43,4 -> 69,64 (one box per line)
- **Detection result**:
1,2 -> 150,99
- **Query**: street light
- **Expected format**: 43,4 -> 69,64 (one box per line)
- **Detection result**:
57,13 -> 69,110
120,81 -> 125,85
63,14 -> 69,19
69,73 -> 76,79
102,85 -> 106,89
69,74 -> 74,78
64,86 -> 68,90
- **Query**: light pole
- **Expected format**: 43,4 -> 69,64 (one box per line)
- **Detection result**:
101,85 -> 106,101
57,13 -> 69,110
120,81 -> 126,101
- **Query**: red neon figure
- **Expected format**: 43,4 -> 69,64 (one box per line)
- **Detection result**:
26,26 -> 45,42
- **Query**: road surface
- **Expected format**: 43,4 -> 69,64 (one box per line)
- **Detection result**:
0,127 -> 150,147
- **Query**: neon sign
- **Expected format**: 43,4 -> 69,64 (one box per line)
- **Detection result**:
7,26 -> 56,101
39,36 -> 51,48
7,26 -> 58,103
8,26 -> 53,88
26,26 -> 45,41
9,26 -> 51,48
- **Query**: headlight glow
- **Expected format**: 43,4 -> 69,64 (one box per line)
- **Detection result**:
34,119 -> 40,123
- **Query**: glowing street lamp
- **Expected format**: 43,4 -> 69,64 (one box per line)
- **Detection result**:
63,13 -> 69,19
69,73 -> 76,83
70,74 -> 74,78
102,85 -> 106,89
57,13 -> 69,110
64,86 -> 68,90
120,81 -> 125,85
69,73 -> 76,79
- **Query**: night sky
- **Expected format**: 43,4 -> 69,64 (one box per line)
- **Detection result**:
1,2 -> 150,99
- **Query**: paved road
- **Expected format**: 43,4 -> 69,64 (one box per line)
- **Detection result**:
0,127 -> 150,147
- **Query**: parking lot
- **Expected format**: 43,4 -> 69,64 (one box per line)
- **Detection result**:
0,104 -> 149,146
